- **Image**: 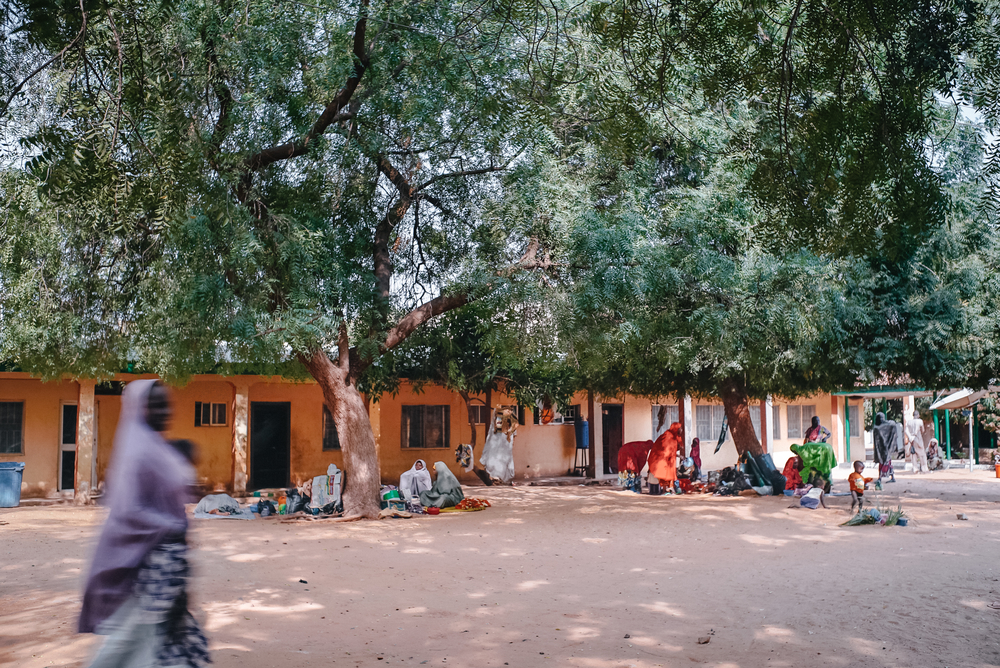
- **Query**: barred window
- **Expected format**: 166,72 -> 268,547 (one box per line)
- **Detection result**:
401,405 -> 450,448
195,402 -> 227,426
322,407 -> 341,450
696,405 -> 728,442
651,405 -> 679,438
772,405 -> 781,439
0,402 -> 24,454
750,405 -> 761,439
787,405 -> 802,438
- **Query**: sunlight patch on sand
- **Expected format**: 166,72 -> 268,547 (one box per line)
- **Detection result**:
740,534 -> 789,547
583,537 -> 608,543
517,579 -> 551,591
228,553 -> 268,562
637,601 -> 684,617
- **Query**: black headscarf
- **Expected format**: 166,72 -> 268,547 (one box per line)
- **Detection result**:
872,411 -> 902,465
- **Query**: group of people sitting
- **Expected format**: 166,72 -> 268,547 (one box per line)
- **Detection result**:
616,421 -> 703,495
397,459 -> 467,509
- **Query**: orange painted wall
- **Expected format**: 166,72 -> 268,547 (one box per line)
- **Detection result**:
0,377 -> 80,498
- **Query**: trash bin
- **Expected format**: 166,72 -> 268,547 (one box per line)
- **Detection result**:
0,462 -> 25,507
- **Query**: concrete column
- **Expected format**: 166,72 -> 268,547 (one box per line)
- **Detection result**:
75,380 -> 96,505
683,395 -> 694,446
764,396 -> 774,453
591,393 -> 604,476
232,383 -> 250,495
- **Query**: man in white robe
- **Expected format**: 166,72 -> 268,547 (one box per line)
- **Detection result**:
904,410 -> 929,473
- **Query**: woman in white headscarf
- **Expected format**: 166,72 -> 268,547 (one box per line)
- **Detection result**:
399,459 -> 432,500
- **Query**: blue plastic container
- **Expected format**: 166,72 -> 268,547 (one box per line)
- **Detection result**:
783,489 -> 794,496
0,462 -> 25,508
896,518 -> 909,527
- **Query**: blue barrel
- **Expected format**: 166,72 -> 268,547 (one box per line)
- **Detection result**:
0,462 -> 25,507
574,419 -> 589,449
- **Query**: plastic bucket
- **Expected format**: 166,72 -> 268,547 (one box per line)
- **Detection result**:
0,462 -> 25,508
897,518 -> 909,527
995,464 -> 1000,479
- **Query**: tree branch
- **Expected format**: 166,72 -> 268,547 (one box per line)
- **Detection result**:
243,4 -> 369,171
381,292 -> 470,355
0,0 -> 88,121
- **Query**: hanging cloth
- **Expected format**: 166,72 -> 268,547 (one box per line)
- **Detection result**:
480,407 -> 516,483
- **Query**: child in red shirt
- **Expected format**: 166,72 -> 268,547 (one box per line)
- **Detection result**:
848,460 -> 873,513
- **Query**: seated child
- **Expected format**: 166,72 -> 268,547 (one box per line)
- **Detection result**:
848,460 -> 873,513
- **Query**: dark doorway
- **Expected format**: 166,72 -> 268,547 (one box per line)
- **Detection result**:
602,404 -> 624,474
60,451 -> 76,491
250,402 -> 291,490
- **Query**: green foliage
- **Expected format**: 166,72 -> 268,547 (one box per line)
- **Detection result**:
0,0 -> 571,388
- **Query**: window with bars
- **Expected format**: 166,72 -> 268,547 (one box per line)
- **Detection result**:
194,402 -> 228,427
696,405 -> 727,442
651,405 -> 679,438
322,407 -> 341,450
0,402 -> 23,454
848,405 -> 860,438
772,405 -> 781,439
750,406 -> 761,439
532,404 -> 576,425
468,404 -> 490,424
401,405 -> 451,448
785,405 -> 818,439
787,405 -> 801,438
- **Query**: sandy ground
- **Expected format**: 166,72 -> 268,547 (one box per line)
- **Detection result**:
3,469 -> 1000,668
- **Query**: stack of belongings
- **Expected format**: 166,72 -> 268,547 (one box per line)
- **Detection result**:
738,451 -> 787,496
194,493 -> 258,519
309,463 -> 344,515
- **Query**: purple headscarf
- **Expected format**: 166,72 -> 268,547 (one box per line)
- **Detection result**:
79,379 -> 194,633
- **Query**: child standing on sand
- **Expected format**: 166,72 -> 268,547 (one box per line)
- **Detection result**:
848,461 -> 874,513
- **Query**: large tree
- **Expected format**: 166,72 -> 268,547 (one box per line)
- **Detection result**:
0,0 -> 574,517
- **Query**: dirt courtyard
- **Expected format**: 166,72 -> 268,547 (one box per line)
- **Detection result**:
4,470 -> 1000,668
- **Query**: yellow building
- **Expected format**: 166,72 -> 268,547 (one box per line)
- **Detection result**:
0,371 -> 862,500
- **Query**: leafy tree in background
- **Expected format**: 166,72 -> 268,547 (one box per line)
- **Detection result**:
0,0 -> 575,517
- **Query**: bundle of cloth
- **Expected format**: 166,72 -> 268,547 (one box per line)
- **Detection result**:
419,461 -> 465,509
194,493 -> 257,520
480,407 -> 516,483
789,443 -> 837,492
310,463 -> 343,513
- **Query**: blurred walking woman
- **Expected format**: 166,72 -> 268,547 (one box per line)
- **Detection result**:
79,380 -> 209,668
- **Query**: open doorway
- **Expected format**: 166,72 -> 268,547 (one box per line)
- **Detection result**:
602,404 -> 624,474
250,402 -> 291,490
59,404 -> 78,492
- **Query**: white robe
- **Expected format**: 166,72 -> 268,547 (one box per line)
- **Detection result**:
399,460 -> 432,500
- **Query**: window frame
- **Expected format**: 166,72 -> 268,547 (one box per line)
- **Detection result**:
322,406 -> 341,451
400,405 -> 451,449
772,404 -> 781,440
194,401 -> 228,427
651,404 -> 679,438
0,401 -> 24,454
786,405 -> 802,439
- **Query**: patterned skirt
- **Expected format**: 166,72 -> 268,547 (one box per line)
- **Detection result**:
135,541 -> 211,668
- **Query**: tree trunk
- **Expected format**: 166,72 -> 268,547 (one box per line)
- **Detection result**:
719,377 -> 764,457
301,347 -> 382,519
458,390 -> 493,486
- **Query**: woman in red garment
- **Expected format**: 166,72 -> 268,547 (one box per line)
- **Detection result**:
648,422 -> 682,494
782,452 -> 804,490
617,440 -> 654,493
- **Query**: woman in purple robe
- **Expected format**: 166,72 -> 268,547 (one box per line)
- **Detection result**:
79,379 -> 209,668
